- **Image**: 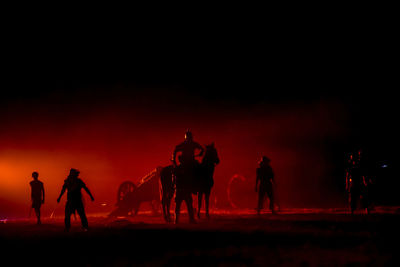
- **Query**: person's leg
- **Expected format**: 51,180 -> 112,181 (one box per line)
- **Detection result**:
162,193 -> 169,222
267,186 -> 275,212
167,193 -> 172,219
257,190 -> 265,215
64,202 -> 72,231
185,194 -> 195,223
361,188 -> 370,214
35,206 -> 41,224
76,202 -> 89,230
197,192 -> 203,218
175,193 -> 183,224
205,191 -> 210,219
350,188 -> 358,214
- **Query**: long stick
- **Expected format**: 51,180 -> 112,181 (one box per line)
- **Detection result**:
50,206 -> 58,219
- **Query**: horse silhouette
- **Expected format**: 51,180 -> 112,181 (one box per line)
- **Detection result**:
160,143 -> 219,222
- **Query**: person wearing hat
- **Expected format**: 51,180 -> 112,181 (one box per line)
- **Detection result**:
255,156 -> 275,215
57,168 -> 94,231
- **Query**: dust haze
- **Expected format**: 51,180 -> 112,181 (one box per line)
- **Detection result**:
0,86 -> 349,217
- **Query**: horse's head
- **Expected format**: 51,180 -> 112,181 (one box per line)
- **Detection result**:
204,143 -> 220,165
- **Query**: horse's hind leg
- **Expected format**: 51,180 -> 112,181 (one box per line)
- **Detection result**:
162,197 -> 168,222
197,192 -> 203,219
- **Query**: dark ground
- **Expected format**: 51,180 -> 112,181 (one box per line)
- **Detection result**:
1,209 -> 400,266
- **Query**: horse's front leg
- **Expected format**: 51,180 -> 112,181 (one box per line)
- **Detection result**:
167,194 -> 172,222
197,192 -> 203,219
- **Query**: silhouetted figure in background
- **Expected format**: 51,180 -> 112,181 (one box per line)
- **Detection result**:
30,172 -> 44,224
171,130 -> 203,224
347,149 -> 369,214
255,156 -> 275,215
57,168 -> 94,231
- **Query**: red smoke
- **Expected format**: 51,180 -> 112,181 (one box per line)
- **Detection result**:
0,90 -> 348,218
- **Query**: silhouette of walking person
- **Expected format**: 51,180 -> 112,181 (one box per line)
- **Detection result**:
57,168 -> 94,231
255,156 -> 276,215
29,171 -> 44,225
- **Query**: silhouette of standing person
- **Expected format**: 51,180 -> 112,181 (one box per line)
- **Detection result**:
30,172 -> 44,224
255,156 -> 276,215
348,149 -> 366,214
57,168 -> 94,231
172,130 -> 203,223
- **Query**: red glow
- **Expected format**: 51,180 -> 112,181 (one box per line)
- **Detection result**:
0,97 -> 347,218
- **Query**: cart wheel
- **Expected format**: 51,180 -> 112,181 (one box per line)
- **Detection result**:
227,174 -> 247,209
117,181 -> 136,203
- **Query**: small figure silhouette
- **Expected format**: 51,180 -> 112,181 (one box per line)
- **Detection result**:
57,168 -> 94,231
255,156 -> 275,215
347,149 -> 369,214
29,172 -> 44,225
